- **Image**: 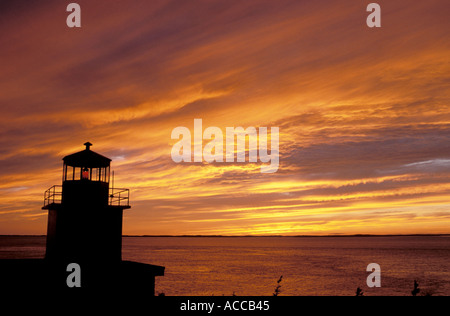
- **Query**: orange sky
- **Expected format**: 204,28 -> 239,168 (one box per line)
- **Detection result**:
1,0 -> 450,235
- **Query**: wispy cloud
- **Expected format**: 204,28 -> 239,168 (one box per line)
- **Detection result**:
1,0 -> 450,234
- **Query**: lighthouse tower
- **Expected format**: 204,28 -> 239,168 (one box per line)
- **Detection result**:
0,142 -> 163,293
43,142 -> 130,263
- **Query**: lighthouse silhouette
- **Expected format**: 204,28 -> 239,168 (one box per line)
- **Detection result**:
0,142 -> 164,293
44,141 -> 128,262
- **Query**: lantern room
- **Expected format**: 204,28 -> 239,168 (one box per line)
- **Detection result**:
62,142 -> 111,182
59,141 -> 112,207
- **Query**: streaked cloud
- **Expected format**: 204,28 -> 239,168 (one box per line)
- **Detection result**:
1,0 -> 449,235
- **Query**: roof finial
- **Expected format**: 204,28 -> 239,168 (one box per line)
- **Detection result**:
84,142 -> 92,150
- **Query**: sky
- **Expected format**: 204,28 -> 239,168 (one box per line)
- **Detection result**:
1,0 -> 450,235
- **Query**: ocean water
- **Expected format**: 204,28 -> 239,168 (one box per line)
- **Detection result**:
1,236 -> 449,296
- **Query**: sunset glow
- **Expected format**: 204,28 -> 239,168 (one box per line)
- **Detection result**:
1,0 -> 450,235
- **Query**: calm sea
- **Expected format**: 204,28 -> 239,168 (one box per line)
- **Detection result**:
1,236 -> 449,296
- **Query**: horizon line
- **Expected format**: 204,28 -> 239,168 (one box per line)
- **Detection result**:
1,233 -> 449,238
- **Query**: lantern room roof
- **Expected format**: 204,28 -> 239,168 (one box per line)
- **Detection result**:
63,142 -> 111,168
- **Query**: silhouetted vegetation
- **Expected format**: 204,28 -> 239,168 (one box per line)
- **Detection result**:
356,287 -> 364,296
273,275 -> 283,296
411,280 -> 420,296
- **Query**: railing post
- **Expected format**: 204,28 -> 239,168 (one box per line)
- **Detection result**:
107,187 -> 129,207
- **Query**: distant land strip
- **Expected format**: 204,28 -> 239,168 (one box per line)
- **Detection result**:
122,234 -> 450,237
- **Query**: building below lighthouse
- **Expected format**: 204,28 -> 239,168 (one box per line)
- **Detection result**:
0,142 -> 164,294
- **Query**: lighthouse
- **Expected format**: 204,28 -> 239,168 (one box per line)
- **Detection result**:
43,142 -> 129,263
23,142 -> 165,292
0,143 -> 164,292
